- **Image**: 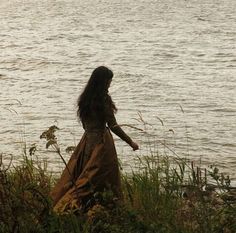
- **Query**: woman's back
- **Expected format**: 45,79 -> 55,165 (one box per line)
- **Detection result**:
82,95 -> 112,132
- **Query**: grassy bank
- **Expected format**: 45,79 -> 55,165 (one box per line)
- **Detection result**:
1,154 -> 235,233
0,126 -> 236,233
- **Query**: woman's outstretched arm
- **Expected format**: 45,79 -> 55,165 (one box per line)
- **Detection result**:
105,102 -> 139,151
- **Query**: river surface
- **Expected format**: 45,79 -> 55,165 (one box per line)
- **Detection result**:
0,0 -> 235,180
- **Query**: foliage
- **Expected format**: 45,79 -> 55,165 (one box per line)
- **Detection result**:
0,125 -> 235,233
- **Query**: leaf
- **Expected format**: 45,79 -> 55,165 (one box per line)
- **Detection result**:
49,125 -> 59,132
46,139 -> 57,149
65,146 -> 76,154
40,131 -> 47,139
29,145 -> 37,156
40,125 -> 59,140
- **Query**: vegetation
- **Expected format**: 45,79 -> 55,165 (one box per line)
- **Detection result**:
0,126 -> 235,233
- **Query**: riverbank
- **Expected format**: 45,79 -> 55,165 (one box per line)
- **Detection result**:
1,145 -> 235,233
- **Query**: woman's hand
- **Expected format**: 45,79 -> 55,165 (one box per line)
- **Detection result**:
130,141 -> 139,151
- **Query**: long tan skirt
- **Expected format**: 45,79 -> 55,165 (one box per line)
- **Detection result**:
50,128 -> 122,212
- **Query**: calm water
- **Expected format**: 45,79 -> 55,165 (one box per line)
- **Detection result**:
0,0 -> 236,179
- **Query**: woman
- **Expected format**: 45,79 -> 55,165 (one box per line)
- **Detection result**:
51,66 -> 139,212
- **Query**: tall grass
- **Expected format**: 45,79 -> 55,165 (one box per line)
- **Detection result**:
0,125 -> 235,233
122,154 -> 236,233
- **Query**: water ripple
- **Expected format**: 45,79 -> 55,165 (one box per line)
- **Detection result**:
0,0 -> 235,179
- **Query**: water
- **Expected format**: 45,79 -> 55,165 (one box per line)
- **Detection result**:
0,0 -> 235,180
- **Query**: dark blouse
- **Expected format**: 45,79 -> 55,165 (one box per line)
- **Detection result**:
82,97 -> 132,146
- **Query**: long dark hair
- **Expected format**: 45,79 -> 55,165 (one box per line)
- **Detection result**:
77,66 -> 117,122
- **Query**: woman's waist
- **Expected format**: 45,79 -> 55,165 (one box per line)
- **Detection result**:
84,128 -> 110,144
84,127 -> 109,134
